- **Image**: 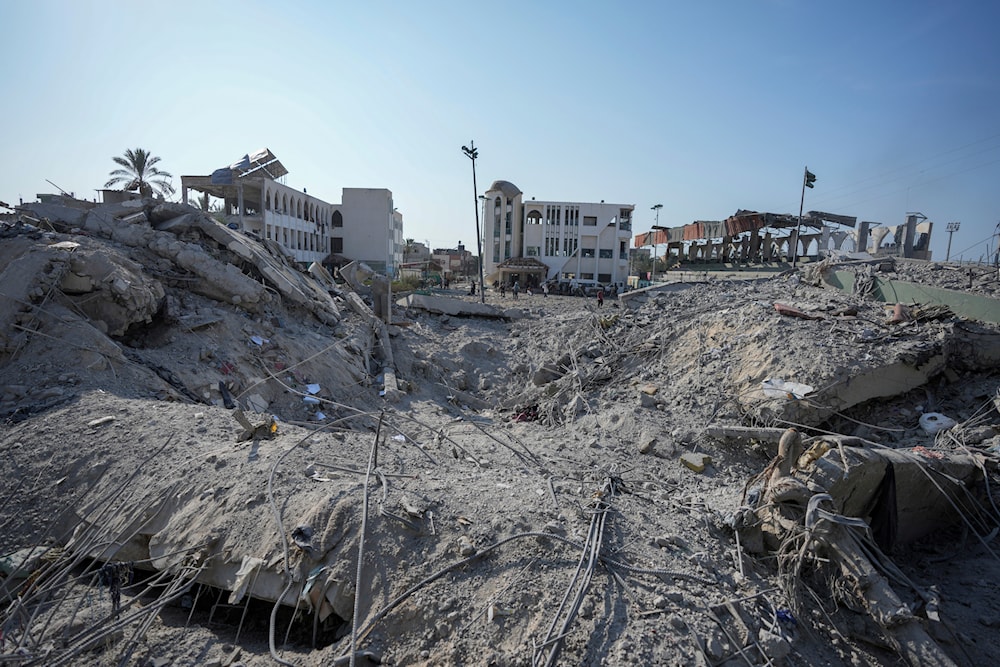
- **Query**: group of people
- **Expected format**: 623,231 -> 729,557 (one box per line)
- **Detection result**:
497,280 -> 529,299
489,278 -> 623,307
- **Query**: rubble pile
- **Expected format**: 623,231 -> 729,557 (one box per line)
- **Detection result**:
2,200 -> 1000,667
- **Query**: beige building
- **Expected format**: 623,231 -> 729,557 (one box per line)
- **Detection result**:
482,180 -> 634,289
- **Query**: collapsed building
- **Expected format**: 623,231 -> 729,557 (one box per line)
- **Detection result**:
1,196 -> 999,667
635,210 -> 935,264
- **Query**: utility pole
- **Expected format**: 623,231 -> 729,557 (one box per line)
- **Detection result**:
650,204 -> 663,282
792,167 -> 816,268
461,141 -> 485,303
945,222 -> 960,262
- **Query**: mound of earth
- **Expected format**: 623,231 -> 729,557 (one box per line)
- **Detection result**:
3,201 -> 1000,666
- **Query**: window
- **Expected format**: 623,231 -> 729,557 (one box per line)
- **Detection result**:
599,249 -> 613,259
598,273 -> 612,283
332,211 -> 343,228
545,238 -> 560,256
583,216 -> 597,226
332,237 -> 343,253
561,272 -> 575,280
527,211 -> 542,224
581,272 -> 594,280
581,248 -> 595,258
563,238 -> 578,256
526,246 -> 540,256
619,208 -> 632,230
546,206 -> 561,226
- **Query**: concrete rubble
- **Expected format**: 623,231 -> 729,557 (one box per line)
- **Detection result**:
2,203 -> 1000,667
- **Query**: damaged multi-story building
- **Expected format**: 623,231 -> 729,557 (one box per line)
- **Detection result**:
181,148 -> 403,274
635,210 -> 934,264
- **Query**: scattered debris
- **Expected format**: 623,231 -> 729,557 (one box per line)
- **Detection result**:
2,204 -> 1000,666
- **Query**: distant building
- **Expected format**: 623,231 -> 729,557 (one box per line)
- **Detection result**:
181,149 -> 402,273
482,180 -> 634,288
432,242 -> 475,280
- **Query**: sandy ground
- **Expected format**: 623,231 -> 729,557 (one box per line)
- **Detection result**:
3,203 -> 1000,666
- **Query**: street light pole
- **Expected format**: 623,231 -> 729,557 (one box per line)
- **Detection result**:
945,221 -> 960,262
650,204 -> 663,282
462,141 -> 485,303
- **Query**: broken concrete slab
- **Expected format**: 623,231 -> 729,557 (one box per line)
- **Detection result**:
397,293 -> 507,318
824,268 -> 1000,324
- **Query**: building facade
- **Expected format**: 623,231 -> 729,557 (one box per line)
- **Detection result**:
181,150 -> 403,273
482,180 -> 634,289
332,188 -> 403,275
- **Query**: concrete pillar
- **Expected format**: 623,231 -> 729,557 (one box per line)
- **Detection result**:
857,222 -> 873,253
903,214 -> 919,258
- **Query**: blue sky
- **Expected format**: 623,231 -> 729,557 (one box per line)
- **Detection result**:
3,1 -> 999,262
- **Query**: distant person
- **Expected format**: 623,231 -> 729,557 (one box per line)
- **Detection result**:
512,281 -> 520,300
542,283 -> 549,297
500,282 -> 507,297
597,288 -> 604,307
469,281 -> 476,296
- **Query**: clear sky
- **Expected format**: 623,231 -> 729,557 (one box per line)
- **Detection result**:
3,1 -> 999,262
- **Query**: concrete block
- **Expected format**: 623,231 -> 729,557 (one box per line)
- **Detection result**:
680,452 -> 712,473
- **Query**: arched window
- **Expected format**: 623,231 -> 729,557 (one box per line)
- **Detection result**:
282,194 -> 288,214
332,210 -> 343,228
265,189 -> 271,210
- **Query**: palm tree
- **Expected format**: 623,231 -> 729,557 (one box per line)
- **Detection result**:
105,148 -> 175,198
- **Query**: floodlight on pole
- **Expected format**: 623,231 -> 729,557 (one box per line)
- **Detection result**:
462,141 -> 485,303
650,204 -> 663,282
945,221 -> 960,262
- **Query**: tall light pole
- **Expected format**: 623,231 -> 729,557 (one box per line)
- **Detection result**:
945,221 -> 960,262
650,204 -> 663,282
462,141 -> 485,303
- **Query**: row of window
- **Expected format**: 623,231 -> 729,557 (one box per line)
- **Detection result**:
526,243 -> 628,259
263,186 -> 343,227
265,224 -> 327,254
561,272 -> 614,283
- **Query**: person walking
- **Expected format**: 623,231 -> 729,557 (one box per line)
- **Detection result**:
542,282 -> 549,297
512,280 -> 520,300
500,282 -> 506,297
597,287 -> 604,308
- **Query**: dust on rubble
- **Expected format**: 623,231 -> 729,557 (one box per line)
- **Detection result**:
2,200 -> 1000,667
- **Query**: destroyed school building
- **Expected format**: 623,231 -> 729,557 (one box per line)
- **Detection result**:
635,210 -> 935,264
180,148 -> 404,275
481,180 -> 635,290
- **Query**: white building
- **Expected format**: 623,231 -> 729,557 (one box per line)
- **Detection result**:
332,188 -> 403,276
482,180 -> 634,289
181,149 -> 402,274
